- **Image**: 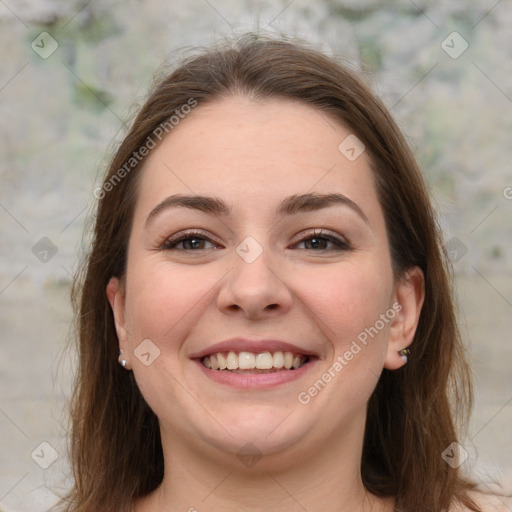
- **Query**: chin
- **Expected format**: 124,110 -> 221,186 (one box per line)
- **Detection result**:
196,410 -> 310,463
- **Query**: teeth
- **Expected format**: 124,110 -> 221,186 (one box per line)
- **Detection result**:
202,351 -> 309,371
210,354 -> 219,370
226,351 -> 238,370
217,352 -> 228,370
273,351 -> 284,368
239,352 -> 255,370
255,352 -> 273,369
292,355 -> 302,369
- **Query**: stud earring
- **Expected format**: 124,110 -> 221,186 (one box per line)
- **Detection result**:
399,348 -> 410,364
119,349 -> 128,368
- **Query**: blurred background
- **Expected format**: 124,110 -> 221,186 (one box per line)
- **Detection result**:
0,0 -> 511,510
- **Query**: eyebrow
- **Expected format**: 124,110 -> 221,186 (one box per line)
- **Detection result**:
144,192 -> 370,227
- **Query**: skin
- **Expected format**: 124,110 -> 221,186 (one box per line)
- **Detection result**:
107,96 -> 425,512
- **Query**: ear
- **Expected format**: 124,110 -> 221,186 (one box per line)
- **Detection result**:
106,277 -> 129,353
384,266 -> 425,370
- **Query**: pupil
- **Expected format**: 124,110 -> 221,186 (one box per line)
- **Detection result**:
309,238 -> 323,249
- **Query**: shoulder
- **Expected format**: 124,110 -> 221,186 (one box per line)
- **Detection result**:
450,490 -> 512,512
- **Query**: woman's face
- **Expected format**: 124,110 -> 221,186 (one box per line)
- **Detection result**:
108,96 -> 423,468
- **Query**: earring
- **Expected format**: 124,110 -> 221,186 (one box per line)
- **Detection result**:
399,348 -> 410,364
119,349 -> 128,368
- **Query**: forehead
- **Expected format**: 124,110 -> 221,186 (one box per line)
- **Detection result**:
133,96 -> 383,227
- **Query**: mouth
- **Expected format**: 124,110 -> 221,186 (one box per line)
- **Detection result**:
200,350 -> 312,374
190,338 -> 320,388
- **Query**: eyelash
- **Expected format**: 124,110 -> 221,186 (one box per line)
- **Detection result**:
295,230 -> 351,251
159,229 -> 351,252
159,230 -> 218,252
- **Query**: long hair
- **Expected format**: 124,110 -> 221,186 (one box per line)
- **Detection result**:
62,33 -> 482,512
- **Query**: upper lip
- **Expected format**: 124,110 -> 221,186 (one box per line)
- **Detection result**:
189,338 -> 319,359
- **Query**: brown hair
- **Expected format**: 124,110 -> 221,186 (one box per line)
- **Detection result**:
62,33 -> 482,512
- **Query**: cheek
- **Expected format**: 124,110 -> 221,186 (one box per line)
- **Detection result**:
299,261 -> 392,345
122,264 -> 212,409
295,264 -> 394,424
123,261 -> 213,345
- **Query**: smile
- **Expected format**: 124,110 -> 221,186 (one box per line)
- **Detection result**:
202,351 -> 309,373
191,338 -> 319,388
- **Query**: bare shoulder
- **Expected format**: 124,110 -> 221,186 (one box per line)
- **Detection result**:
450,490 -> 512,512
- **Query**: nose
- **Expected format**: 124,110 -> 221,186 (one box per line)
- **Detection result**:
216,246 -> 293,320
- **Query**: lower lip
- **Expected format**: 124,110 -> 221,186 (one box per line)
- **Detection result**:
194,359 -> 317,389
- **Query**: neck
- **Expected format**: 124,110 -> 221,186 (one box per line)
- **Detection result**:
136,410 -> 395,512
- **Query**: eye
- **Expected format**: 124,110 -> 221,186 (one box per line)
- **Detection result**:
158,229 -> 350,253
293,230 -> 351,252
160,230 -> 220,251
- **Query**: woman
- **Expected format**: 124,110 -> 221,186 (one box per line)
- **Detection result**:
62,33 -> 509,511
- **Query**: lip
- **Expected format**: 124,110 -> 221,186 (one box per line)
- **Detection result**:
189,338 -> 320,359
194,357 -> 318,389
